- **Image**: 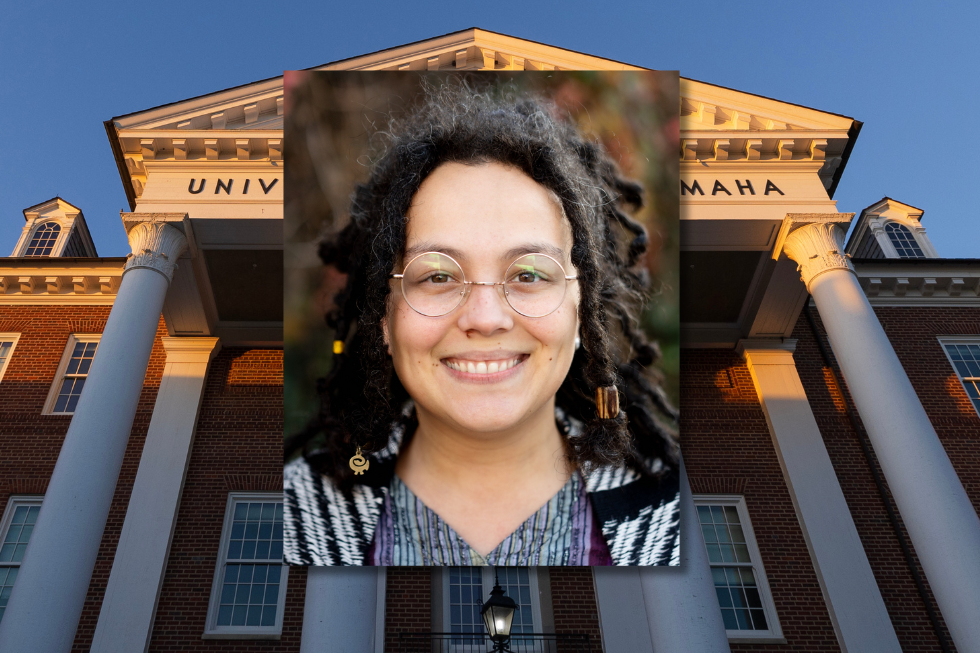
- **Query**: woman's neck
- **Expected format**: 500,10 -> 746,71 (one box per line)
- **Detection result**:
394,398 -> 573,556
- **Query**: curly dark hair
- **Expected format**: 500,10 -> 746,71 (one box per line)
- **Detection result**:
286,77 -> 679,484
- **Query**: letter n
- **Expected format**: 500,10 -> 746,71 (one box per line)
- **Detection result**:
215,179 -> 233,195
681,180 -> 704,196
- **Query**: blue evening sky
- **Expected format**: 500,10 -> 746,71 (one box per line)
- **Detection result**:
1,1 -> 977,258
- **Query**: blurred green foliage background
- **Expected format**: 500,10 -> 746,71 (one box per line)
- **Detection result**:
284,71 -> 679,443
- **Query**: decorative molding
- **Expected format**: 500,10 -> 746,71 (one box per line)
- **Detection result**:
124,217 -> 189,283
855,265 -> 980,305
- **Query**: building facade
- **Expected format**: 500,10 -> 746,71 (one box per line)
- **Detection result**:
0,28 -> 978,653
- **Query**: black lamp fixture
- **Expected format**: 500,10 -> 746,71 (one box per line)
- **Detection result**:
481,572 -> 518,652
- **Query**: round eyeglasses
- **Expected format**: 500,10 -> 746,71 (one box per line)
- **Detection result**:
390,251 -> 578,318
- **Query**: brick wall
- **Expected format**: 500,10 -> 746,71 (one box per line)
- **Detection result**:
549,568 -> 603,652
384,568 -> 432,651
681,349 -> 842,652
793,304 -> 980,652
145,347 -> 304,651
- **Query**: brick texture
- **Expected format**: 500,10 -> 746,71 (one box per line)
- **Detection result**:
385,568 -> 432,651
549,568 -> 603,652
145,347 -> 303,651
681,348 -> 842,652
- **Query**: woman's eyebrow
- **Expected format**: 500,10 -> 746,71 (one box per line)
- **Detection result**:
502,243 -> 567,262
403,242 -> 466,261
402,242 -> 567,263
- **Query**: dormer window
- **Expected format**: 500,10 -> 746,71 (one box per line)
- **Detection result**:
884,222 -> 924,259
23,222 -> 61,257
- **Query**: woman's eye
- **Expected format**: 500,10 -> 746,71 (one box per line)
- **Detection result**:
425,273 -> 452,284
517,271 -> 538,283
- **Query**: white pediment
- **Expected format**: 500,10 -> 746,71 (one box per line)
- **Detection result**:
106,27 -> 858,206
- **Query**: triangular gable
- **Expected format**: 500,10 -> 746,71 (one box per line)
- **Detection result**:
105,27 -> 860,206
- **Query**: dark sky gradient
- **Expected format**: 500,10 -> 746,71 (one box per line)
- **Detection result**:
2,1 -> 978,257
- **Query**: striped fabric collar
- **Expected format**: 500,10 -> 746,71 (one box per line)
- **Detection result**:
371,472 -> 593,566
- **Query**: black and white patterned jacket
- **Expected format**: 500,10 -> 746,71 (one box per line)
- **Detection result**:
284,419 -> 680,566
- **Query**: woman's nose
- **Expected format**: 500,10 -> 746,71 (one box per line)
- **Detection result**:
455,283 -> 514,335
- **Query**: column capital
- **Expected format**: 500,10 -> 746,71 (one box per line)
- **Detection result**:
161,336 -> 221,364
774,214 -> 856,291
737,338 -> 797,366
122,214 -> 189,283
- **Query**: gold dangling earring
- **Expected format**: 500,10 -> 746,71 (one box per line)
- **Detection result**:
349,445 -> 370,475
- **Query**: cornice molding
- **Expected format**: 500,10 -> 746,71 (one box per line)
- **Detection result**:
0,260 -> 123,304
854,264 -> 980,305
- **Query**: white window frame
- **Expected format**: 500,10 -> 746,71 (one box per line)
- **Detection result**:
42,334 -> 100,415
22,220 -> 64,257
938,336 -> 980,419
0,334 -> 20,383
0,496 -> 44,624
440,567 -> 543,643
693,494 -> 784,644
204,492 -> 288,640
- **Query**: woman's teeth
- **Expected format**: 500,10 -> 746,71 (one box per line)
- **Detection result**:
446,357 -> 523,374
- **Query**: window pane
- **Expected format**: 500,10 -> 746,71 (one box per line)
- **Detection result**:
709,564 -> 767,631
721,609 -> 738,630
213,501 -> 284,631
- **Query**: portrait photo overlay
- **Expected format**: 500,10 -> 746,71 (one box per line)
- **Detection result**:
283,70 -> 679,566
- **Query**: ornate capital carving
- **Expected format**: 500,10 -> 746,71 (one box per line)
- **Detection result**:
782,221 -> 854,291
124,222 -> 187,282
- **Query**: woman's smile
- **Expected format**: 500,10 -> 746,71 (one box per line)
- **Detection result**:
442,352 -> 528,380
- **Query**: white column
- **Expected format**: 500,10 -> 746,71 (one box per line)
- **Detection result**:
781,216 -> 980,653
639,462 -> 730,652
301,567 -> 383,653
739,339 -> 901,652
0,216 -> 188,653
90,336 -> 220,653
593,569 -> 655,653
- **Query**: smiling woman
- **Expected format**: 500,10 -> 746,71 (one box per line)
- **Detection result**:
283,72 -> 680,566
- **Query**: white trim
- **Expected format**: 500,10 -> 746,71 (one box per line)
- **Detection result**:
41,334 -> 101,415
937,336 -> 980,419
203,492 -> 288,639
0,333 -> 21,382
374,567 -> 386,653
0,495 -> 45,615
0,495 -> 45,562
693,494 -> 784,644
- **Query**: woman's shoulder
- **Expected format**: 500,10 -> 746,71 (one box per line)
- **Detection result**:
584,458 -> 681,566
283,456 -> 386,566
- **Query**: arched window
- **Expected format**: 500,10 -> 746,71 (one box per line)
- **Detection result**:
885,222 -> 924,258
23,222 -> 61,257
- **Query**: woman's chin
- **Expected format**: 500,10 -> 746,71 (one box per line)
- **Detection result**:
441,405 -> 538,437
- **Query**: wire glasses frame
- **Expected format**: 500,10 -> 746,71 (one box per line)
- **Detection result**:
390,251 -> 578,318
